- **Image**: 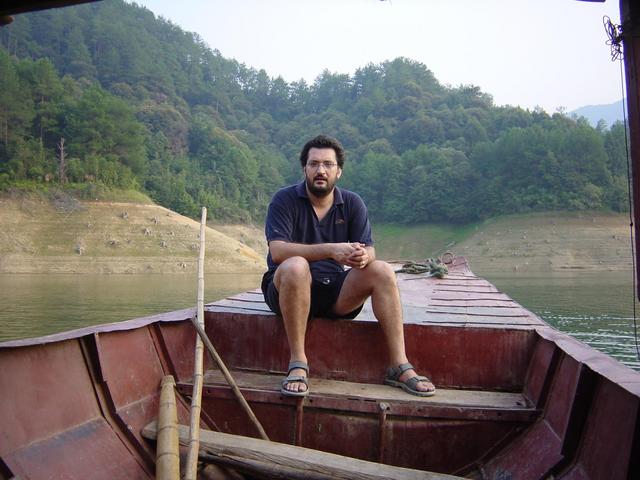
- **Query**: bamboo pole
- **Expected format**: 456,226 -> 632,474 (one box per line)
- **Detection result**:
184,207 -> 207,480
156,375 -> 179,480
189,316 -> 269,441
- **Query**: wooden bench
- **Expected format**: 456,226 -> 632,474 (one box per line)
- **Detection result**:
175,368 -> 539,474
178,369 -> 538,423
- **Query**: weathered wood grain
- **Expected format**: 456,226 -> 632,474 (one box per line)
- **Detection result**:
142,421 -> 463,480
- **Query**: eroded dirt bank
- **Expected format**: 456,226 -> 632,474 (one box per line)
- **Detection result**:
0,196 -> 265,274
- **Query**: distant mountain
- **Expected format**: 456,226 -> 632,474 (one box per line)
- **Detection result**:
569,99 -> 626,128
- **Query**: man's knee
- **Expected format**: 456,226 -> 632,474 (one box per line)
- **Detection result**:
274,257 -> 312,289
367,260 -> 397,285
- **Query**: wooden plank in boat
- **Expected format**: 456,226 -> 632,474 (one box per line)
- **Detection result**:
401,280 -> 497,289
434,280 -> 495,287
225,292 -> 268,303
421,306 -> 530,317
429,300 -> 521,308
411,313 -> 543,327
406,288 -> 503,297
430,288 -> 502,294
205,289 -> 264,305
435,274 -> 479,278
431,276 -> 489,283
142,421 -> 463,480
206,304 -> 274,316
414,321 -> 539,329
429,280 -> 496,286
430,291 -> 512,301
200,370 -> 532,411
215,298 -> 271,310
400,306 -> 518,326
401,296 -> 517,309
417,312 -> 541,325
428,294 -> 518,303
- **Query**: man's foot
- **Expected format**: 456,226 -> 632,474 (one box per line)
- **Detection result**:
385,362 -> 436,397
281,361 -> 309,397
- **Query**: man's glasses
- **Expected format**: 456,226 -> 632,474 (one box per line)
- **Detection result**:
306,161 -> 338,171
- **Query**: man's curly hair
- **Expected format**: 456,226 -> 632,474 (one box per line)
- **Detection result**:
299,135 -> 345,168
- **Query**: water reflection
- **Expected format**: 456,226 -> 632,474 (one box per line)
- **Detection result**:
0,273 -> 262,341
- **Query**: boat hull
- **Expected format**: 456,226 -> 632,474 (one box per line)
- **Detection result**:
0,258 -> 638,479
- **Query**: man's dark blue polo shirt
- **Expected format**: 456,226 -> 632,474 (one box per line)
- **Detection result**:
265,181 -> 373,276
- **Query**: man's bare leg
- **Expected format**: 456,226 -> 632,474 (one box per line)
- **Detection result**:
273,256 -> 311,393
333,260 -> 435,393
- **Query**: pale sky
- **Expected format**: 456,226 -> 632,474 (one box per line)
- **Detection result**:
134,0 -> 623,113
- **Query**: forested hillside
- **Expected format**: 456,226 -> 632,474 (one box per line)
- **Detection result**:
0,1 -> 629,223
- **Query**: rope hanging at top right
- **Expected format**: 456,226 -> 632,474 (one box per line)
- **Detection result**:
604,16 -> 624,61
603,15 -> 640,361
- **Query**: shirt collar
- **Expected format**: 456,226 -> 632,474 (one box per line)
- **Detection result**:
296,181 -> 344,205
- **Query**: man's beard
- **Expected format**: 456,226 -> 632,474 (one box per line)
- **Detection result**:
306,175 -> 336,198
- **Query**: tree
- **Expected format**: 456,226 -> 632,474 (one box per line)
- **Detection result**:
57,137 -> 67,183
0,50 -> 34,152
0,0 -> 629,223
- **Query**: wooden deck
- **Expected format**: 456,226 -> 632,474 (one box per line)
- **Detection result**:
207,256 -> 548,330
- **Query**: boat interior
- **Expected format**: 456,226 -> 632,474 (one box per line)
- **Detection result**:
1,258 -> 638,479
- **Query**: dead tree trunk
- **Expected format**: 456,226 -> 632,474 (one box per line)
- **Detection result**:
57,137 -> 67,184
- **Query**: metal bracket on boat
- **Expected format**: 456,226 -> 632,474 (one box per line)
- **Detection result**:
378,401 -> 390,463
294,397 -> 305,446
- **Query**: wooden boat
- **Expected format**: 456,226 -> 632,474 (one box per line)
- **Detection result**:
2,1 -> 640,479
1,256 -> 638,479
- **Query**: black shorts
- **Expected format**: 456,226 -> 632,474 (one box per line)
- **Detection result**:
261,268 -> 364,319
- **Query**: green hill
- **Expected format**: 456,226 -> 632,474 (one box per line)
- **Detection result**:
0,0 -> 629,226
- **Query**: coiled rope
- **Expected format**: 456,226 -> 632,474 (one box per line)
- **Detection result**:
395,258 -> 449,279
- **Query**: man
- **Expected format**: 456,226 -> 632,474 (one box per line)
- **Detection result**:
261,134 -> 436,397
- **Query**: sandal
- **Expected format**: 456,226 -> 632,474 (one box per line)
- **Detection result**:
384,362 -> 436,397
280,361 -> 310,397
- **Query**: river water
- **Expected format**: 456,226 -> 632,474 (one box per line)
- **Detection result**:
0,273 -> 263,340
486,270 -> 640,371
0,271 -> 638,371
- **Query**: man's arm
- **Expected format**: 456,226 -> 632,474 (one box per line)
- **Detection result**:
270,240 -> 375,269
342,191 -> 374,268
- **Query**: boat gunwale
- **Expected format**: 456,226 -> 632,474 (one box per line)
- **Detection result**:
534,325 -> 640,396
0,306 -> 195,348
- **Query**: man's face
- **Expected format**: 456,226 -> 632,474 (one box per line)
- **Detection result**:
304,147 -> 342,198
